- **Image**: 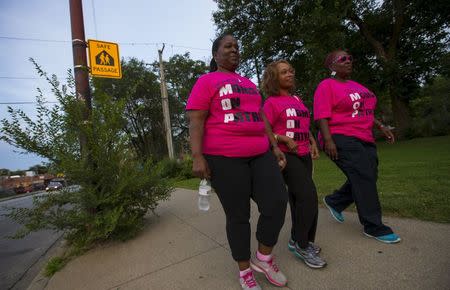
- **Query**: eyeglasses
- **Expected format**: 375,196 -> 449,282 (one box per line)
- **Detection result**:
332,55 -> 353,64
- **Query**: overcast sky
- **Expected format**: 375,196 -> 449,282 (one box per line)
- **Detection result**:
0,0 -> 217,170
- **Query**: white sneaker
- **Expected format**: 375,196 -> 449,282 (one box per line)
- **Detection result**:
250,255 -> 287,287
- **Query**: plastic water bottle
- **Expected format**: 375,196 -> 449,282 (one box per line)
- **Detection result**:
198,179 -> 211,211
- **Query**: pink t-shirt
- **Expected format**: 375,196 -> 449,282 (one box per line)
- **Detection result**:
313,78 -> 377,143
263,95 -> 310,156
186,71 -> 269,157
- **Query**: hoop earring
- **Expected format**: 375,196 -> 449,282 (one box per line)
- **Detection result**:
331,71 -> 336,77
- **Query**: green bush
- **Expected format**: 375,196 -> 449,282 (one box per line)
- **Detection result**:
1,60 -> 172,260
156,155 -> 193,180
178,155 -> 194,179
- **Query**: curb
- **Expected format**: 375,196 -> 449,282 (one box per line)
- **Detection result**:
25,237 -> 67,290
0,190 -> 45,203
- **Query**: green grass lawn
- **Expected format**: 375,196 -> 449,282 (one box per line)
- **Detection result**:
173,136 -> 450,223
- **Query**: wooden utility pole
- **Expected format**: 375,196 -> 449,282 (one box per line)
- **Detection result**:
158,44 -> 174,159
69,0 -> 91,157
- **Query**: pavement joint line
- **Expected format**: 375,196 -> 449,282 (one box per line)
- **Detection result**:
108,210 -> 230,289
167,210 -> 230,251
164,210 -> 300,289
107,245 -> 222,290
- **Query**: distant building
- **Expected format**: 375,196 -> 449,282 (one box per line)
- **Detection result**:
25,171 -> 36,177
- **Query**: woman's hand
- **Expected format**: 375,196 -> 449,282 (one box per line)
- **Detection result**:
286,138 -> 298,153
310,142 -> 320,160
272,146 -> 287,170
324,138 -> 338,160
192,155 -> 211,179
381,126 -> 395,144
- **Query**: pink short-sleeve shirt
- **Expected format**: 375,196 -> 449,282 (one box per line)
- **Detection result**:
263,95 -> 311,156
313,78 -> 377,143
186,71 -> 269,157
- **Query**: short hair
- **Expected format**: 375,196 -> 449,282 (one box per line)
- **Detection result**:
324,49 -> 349,69
262,60 -> 295,97
209,33 -> 234,72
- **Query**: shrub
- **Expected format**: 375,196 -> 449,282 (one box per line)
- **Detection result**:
1,60 -> 172,259
156,155 -> 194,180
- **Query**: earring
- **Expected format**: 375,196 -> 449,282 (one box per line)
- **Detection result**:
331,71 -> 336,77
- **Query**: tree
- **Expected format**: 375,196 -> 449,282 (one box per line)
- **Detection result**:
92,58 -> 166,161
213,0 -> 450,138
411,75 -> 450,136
28,164 -> 49,174
0,168 -> 10,176
9,170 -> 25,176
1,60 -> 171,260
158,53 -> 208,154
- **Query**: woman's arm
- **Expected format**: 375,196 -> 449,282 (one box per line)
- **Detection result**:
309,131 -> 320,159
374,119 -> 395,144
274,134 -> 298,153
261,109 -> 286,169
317,119 -> 338,160
187,110 -> 211,179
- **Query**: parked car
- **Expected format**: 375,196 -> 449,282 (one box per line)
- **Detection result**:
14,185 -> 32,194
46,181 -> 63,192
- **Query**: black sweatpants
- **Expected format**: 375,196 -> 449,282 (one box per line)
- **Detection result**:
205,151 -> 288,261
325,134 -> 393,236
283,153 -> 318,249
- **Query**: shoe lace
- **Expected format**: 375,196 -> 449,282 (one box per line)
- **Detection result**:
242,272 -> 257,288
268,257 -> 279,272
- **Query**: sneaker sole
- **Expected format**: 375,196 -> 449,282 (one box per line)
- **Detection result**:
293,250 -> 326,269
363,232 -> 401,244
288,242 -> 295,252
323,197 -> 344,223
250,261 -> 287,287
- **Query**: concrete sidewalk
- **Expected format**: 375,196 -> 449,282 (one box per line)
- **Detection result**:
35,188 -> 450,290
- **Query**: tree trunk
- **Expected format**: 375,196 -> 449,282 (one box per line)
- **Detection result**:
390,90 -> 410,140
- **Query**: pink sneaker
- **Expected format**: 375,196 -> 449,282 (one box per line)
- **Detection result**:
239,271 -> 262,290
250,255 -> 287,287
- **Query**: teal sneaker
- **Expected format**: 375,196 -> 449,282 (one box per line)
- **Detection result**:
323,197 -> 344,223
363,232 -> 401,244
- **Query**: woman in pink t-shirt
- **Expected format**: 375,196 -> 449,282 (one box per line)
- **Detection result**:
187,34 -> 288,289
313,49 -> 400,244
262,60 -> 326,269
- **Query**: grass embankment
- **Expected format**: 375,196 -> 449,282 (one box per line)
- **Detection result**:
173,136 -> 450,223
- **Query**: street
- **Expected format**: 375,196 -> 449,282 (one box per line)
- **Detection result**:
0,192 -> 62,290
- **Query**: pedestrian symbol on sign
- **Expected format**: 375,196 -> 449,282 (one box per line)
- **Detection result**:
95,51 -> 114,66
88,39 -> 122,78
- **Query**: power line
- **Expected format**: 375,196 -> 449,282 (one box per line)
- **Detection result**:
0,76 -> 40,80
0,101 -> 58,105
0,36 -> 69,43
0,36 -> 209,51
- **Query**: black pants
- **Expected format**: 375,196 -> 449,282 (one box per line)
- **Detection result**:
205,151 -> 288,261
283,153 -> 318,249
325,134 -> 393,236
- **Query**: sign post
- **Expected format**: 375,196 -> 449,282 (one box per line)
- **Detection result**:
87,39 -> 122,79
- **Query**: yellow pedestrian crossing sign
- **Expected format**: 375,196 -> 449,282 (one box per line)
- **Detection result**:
88,39 -> 122,79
